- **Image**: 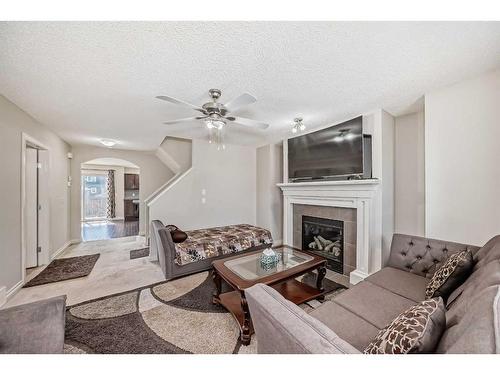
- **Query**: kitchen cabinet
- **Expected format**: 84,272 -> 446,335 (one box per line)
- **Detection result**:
124,173 -> 139,190
124,173 -> 140,221
124,199 -> 139,221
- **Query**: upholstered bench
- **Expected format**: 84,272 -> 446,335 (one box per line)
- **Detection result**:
150,220 -> 273,280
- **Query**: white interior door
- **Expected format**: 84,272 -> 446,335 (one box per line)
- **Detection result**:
25,147 -> 38,268
37,149 -> 50,266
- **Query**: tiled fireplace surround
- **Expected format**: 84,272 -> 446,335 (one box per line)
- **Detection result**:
293,204 -> 357,280
278,180 -> 382,286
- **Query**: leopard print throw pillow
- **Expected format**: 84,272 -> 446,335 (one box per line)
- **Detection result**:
364,298 -> 446,354
425,250 -> 473,300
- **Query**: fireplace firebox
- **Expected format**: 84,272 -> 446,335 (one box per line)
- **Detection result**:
302,215 -> 344,274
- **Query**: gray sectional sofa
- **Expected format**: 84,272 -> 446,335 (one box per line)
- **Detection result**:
0,295 -> 66,354
246,233 -> 500,354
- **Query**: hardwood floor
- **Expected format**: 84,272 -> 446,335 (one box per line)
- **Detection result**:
81,220 -> 139,241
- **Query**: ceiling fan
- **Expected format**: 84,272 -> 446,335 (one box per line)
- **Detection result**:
156,89 -> 269,148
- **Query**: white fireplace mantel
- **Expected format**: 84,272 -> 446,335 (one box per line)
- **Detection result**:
277,179 -> 382,285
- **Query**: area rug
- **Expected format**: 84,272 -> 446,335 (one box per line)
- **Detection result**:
130,247 -> 150,260
24,254 -> 101,288
64,271 -> 345,354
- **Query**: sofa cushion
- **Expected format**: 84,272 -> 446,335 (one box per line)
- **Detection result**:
332,281 -> 416,329
425,250 -> 474,300
387,233 -> 479,279
245,284 -> 360,354
366,267 -> 429,302
0,295 -> 66,354
472,235 -> 500,269
310,300 -> 380,351
436,285 -> 500,353
364,297 -> 446,354
446,260 -> 500,322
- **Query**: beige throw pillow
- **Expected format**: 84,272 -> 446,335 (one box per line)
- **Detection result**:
364,298 -> 446,354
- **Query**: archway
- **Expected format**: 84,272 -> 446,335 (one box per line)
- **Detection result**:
80,158 -> 140,241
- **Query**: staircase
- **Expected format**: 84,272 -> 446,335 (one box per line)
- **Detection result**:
144,137 -> 193,243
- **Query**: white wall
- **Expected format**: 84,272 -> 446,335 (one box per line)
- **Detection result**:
0,95 -> 71,292
256,143 -> 283,242
380,111 -> 395,265
124,167 -> 140,174
71,145 -> 174,239
81,164 -> 126,220
425,68 -> 500,246
149,139 -> 256,230
394,111 -> 425,236
362,110 -> 395,267
159,137 -> 192,173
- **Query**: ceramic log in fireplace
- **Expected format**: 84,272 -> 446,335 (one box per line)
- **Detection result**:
302,215 -> 344,274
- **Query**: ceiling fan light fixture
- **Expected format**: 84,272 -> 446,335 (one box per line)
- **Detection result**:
205,118 -> 225,130
291,117 -> 305,133
157,89 -> 268,152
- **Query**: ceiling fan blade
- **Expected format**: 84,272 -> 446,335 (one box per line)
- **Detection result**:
163,116 -> 206,125
226,116 -> 269,130
224,93 -> 257,112
156,95 -> 206,113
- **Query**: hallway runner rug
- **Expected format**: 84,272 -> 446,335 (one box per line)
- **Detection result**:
130,247 -> 150,259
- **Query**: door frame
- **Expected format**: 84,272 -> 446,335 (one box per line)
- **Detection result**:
21,133 -> 51,284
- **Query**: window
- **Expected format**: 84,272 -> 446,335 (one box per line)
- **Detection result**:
82,174 -> 108,220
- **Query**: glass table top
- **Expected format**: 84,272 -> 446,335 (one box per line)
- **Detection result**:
223,248 -> 313,280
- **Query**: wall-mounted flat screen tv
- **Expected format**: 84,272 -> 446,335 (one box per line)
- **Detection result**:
287,116 -> 363,181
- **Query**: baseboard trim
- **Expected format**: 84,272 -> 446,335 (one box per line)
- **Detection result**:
50,240 -> 71,261
0,286 -> 6,307
349,269 -> 369,285
6,280 -> 24,301
5,238 -> 81,304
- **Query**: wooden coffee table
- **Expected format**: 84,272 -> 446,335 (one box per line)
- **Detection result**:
211,246 -> 327,345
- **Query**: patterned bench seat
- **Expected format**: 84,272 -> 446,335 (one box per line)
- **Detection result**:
174,224 -> 273,266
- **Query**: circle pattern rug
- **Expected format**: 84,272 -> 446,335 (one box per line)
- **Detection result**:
64,271 -> 344,354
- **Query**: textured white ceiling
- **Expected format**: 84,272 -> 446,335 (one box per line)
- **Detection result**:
1,22 -> 500,149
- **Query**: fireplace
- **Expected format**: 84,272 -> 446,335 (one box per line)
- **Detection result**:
302,215 -> 344,274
